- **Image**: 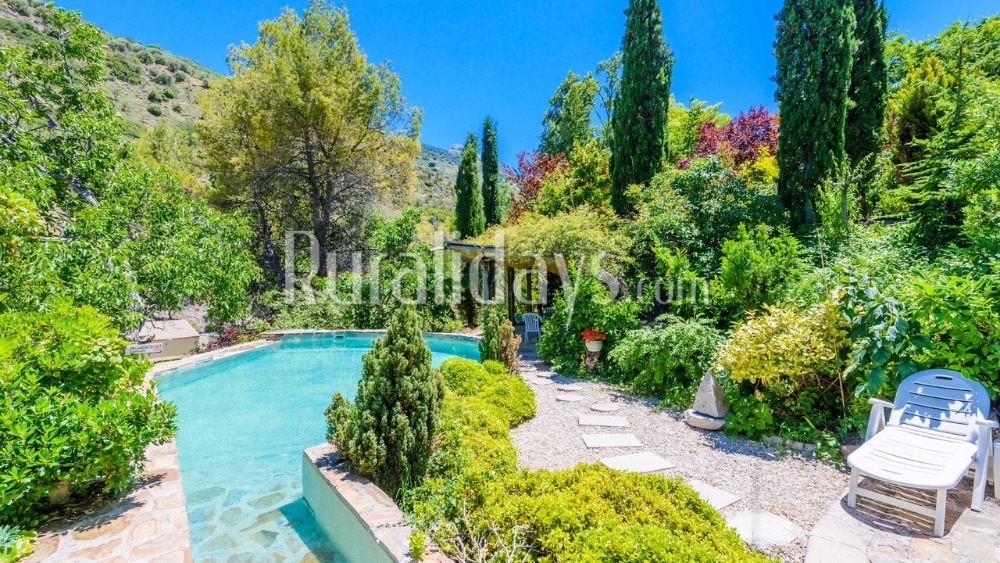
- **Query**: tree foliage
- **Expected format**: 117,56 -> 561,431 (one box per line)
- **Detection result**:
481,117 -> 502,227
539,71 -> 599,157
454,132 -> 485,239
503,150 -> 569,221
325,306 -> 444,500
198,0 -> 421,278
845,0 -> 888,217
775,0 -> 857,227
610,0 -> 674,216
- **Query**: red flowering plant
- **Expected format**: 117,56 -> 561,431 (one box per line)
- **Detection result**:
580,328 -> 605,343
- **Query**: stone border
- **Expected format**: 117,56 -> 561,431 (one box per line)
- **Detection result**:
25,442 -> 192,562
303,443 -> 451,563
148,339 -> 278,376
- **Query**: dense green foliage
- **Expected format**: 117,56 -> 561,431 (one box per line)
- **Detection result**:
539,71 -> 599,157
454,132 -> 485,239
609,317 -> 723,404
408,358 -> 767,562
714,225 -> 803,317
537,276 -> 645,375
610,0 -> 674,216
479,305 -> 521,374
845,0 -> 888,214
0,302 -> 176,527
199,0 -> 421,279
775,0 -> 857,226
325,307 -> 444,500
481,117 -> 502,227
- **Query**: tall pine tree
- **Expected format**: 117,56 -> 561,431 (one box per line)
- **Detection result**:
481,117 -> 502,227
610,0 -> 674,217
454,132 -> 485,239
846,0 -> 888,217
775,0 -> 857,227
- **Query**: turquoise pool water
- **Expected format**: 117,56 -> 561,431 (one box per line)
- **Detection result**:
156,333 -> 480,562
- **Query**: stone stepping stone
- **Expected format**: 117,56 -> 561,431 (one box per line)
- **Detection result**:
590,403 -> 620,412
600,451 -> 675,473
582,434 -> 643,448
578,414 -> 629,427
688,480 -> 741,510
528,378 -> 553,386
556,394 -> 584,402
556,383 -> 586,392
725,511 -> 803,547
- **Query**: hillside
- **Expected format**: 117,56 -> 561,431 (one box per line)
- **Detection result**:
1,0 -> 215,136
0,0 -> 459,208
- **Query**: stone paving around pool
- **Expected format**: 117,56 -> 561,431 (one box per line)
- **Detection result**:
25,442 -> 192,563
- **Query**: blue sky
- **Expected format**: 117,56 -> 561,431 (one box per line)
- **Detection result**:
55,1 -> 998,163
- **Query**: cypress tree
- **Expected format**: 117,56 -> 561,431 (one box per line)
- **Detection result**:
325,306 -> 445,500
846,0 -> 888,217
610,0 -> 674,217
481,117 -> 502,227
775,0 -> 857,227
454,132 -> 485,238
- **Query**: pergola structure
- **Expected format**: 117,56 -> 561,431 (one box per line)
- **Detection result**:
443,240 -> 551,323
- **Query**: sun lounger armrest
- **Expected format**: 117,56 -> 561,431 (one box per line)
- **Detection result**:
865,399 -> 893,442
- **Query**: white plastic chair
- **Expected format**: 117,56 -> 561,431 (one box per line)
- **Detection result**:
522,313 -> 542,343
847,369 -> 997,537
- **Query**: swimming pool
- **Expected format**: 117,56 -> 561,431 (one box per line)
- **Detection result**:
156,332 -> 480,562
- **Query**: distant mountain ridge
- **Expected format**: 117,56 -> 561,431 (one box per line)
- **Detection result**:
0,0 -> 459,209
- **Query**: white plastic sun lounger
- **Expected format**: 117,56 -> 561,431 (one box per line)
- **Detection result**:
847,369 -> 997,537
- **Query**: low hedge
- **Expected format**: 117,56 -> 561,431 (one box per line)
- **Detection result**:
407,357 -> 771,562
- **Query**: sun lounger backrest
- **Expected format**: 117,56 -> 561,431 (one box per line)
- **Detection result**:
887,369 -> 991,442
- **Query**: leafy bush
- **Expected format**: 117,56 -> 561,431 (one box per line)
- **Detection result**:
716,300 -> 851,439
147,104 -> 162,116
665,158 -> 787,260
325,307 -> 444,500
0,525 -> 34,561
0,301 -> 177,526
714,224 -> 803,317
409,358 -> 763,562
907,270 -> 1000,397
837,276 -> 928,395
462,464 -> 768,563
609,316 -> 723,405
107,53 -> 142,84
537,276 -> 645,375
478,305 -> 520,373
438,358 -> 536,427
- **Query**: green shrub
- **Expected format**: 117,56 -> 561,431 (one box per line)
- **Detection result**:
438,358 -> 535,427
666,158 -> 787,260
0,525 -> 34,561
409,358 -> 764,562
454,464 -> 769,562
716,300 -> 851,439
172,103 -> 183,114
479,305 -> 520,373
152,72 -> 173,86
0,301 -> 177,526
714,224 -> 803,318
609,317 -> 723,405
907,270 -> 1000,397
538,276 -> 645,375
325,307 -> 444,500
147,104 -> 162,116
107,53 -> 142,84
147,91 -> 162,103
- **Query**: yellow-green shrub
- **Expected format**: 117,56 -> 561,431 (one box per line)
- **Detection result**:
465,464 -> 770,562
410,358 -> 771,562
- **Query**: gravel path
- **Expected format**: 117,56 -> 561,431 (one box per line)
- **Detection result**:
511,356 -> 850,562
